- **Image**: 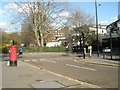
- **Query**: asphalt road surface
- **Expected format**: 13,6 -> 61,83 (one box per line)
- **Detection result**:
19,53 -> 119,88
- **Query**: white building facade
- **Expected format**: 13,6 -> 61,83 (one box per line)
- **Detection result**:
89,25 -> 107,34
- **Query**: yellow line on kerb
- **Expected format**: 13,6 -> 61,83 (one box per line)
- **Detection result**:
22,61 -> 102,88
44,70 -> 102,88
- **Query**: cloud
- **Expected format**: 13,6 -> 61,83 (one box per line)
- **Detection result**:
58,12 -> 70,17
5,3 -> 18,10
0,7 -> 10,18
0,3 -> 18,18
3,3 -> 33,16
0,9 -> 6,17
110,16 -> 118,23
99,21 -> 109,24
99,16 -> 118,25
0,21 -> 21,32
0,22 -> 12,28
53,11 -> 70,18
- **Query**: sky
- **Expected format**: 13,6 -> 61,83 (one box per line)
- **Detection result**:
70,2 -> 118,24
0,1 -> 119,32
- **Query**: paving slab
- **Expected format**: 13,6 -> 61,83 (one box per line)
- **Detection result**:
57,79 -> 81,87
73,54 -> 120,67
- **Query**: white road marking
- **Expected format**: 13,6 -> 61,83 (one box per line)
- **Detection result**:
48,61 -> 56,63
24,60 -> 30,61
39,59 -> 45,61
24,57 -> 73,63
39,57 -> 72,61
39,59 -> 56,63
56,58 -> 60,59
31,59 -> 37,61
66,64 -> 96,71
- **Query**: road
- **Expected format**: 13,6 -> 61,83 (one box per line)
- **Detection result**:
19,53 -> 118,88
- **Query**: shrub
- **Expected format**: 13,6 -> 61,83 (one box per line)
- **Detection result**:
2,44 -> 10,54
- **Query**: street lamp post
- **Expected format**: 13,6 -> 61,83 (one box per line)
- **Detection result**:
95,0 -> 100,57
81,32 -> 85,59
110,26 -> 113,60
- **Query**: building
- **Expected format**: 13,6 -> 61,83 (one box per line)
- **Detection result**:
45,29 -> 70,47
89,25 -> 107,35
50,30 -> 67,41
106,20 -> 120,34
102,10 -> 120,59
45,29 -> 68,45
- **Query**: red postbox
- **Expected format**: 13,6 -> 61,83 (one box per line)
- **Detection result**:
9,46 -> 17,66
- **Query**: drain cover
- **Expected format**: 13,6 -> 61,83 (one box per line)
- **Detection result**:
32,81 -> 65,88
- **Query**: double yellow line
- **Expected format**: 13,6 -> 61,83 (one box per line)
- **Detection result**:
22,61 -> 104,89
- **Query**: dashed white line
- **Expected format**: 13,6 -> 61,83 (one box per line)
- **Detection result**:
48,61 -> 56,63
66,64 -> 96,71
56,58 -> 60,59
31,59 -> 37,61
24,57 -> 73,63
39,59 -> 45,61
24,60 -> 30,61
39,59 -> 56,63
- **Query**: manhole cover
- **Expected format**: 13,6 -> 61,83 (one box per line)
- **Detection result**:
32,81 -> 65,88
18,74 -> 33,78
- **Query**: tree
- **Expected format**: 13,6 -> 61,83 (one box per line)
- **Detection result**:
68,7 -> 94,29
2,31 -> 21,45
13,1 -> 67,49
66,7 -> 94,45
21,21 -> 35,46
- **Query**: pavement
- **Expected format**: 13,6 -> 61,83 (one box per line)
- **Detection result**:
2,60 -> 102,89
72,53 -> 120,67
1,52 -> 120,89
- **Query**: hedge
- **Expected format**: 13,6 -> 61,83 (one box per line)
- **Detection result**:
1,46 -> 66,54
43,46 -> 65,52
21,46 -> 65,52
